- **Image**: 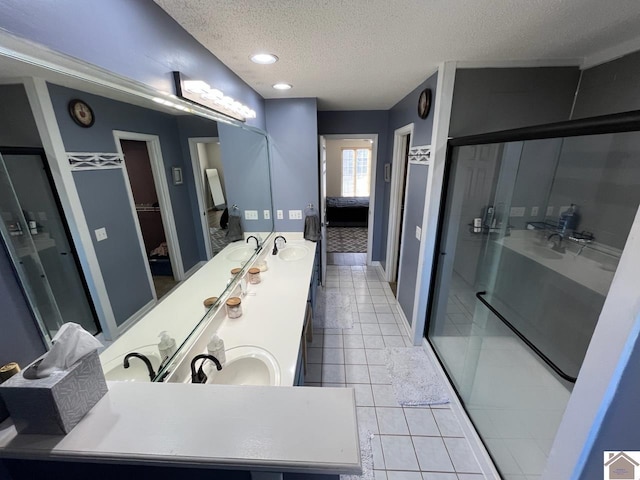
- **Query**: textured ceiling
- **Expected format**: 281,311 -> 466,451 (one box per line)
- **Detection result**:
154,0 -> 640,110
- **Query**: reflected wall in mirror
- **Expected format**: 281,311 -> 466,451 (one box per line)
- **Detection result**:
0,50 -> 274,361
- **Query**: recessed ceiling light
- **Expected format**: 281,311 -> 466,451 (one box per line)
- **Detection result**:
250,53 -> 278,65
273,83 -> 292,90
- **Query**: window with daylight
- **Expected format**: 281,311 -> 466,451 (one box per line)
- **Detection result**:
341,148 -> 371,197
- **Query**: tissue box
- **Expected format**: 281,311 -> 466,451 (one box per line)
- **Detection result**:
0,350 -> 107,434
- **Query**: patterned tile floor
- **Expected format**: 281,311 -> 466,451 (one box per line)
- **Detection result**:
306,263 -> 488,480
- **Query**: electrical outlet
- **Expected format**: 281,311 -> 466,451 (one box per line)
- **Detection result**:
415,225 -> 422,241
289,210 -> 302,220
546,206 -> 554,216
531,206 -> 539,216
277,210 -> 283,220
95,227 -> 108,242
244,210 -> 258,220
510,206 -> 526,217
263,210 -> 271,220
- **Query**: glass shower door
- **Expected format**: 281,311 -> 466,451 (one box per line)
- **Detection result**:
0,150 -> 99,341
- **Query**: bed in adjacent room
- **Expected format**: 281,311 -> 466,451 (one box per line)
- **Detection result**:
326,196 -> 369,227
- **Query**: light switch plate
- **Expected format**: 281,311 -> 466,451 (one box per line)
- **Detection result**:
289,210 -> 302,220
95,227 -> 108,242
415,225 -> 422,240
546,206 -> 554,216
263,210 -> 271,220
531,206 -> 539,216
510,207 -> 526,217
277,210 -> 283,220
244,210 -> 258,220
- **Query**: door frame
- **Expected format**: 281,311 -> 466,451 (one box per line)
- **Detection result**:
320,134 -> 379,265
188,136 -> 219,261
385,123 -> 414,281
113,131 -> 184,296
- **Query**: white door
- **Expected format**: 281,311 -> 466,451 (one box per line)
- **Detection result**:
320,136 -> 327,285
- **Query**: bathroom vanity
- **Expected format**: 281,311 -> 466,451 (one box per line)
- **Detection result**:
0,235 -> 361,479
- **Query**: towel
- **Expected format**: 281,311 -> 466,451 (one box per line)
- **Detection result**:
304,214 -> 321,242
226,215 -> 244,242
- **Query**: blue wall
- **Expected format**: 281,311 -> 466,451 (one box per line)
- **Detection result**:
317,111 -> 390,262
48,83 -> 207,324
0,0 -> 265,129
383,73 -> 439,270
397,164 -> 429,322
0,243 -> 47,366
266,99 -> 319,232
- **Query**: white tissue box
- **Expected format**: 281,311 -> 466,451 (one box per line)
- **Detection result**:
0,350 -> 107,434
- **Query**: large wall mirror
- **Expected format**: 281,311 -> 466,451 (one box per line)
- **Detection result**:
0,46 -> 274,360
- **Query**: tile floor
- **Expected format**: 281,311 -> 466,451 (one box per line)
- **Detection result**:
306,263 -> 488,480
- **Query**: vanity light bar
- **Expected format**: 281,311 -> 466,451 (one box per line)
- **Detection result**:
173,72 -> 256,122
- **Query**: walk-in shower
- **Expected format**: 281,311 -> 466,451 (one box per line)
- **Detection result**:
426,113 -> 640,477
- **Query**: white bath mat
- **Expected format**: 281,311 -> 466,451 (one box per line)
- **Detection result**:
341,431 -> 374,480
384,347 -> 449,406
315,289 -> 354,329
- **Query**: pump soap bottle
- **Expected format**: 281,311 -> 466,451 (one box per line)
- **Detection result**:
158,331 -> 177,362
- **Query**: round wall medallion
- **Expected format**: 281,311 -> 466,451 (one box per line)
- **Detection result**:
417,88 -> 432,119
68,99 -> 95,128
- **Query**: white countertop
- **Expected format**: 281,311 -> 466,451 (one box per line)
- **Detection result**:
0,234 -> 360,474
498,230 -> 615,296
0,382 -> 361,474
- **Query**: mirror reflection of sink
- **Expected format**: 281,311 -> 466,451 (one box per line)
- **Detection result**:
104,346 -> 161,382
202,345 -> 280,386
279,245 -> 309,262
225,246 -> 255,262
525,245 -> 563,260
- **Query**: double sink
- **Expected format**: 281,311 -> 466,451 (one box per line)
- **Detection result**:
102,239 -> 310,386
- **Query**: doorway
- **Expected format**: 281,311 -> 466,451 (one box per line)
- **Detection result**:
0,148 -> 100,341
320,134 -> 378,271
115,133 -> 182,300
188,137 -> 230,259
385,125 -> 413,296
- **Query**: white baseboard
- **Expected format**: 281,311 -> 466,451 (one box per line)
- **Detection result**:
420,338 -> 501,479
394,304 -> 414,340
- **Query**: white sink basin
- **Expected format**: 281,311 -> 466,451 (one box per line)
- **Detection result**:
225,245 -> 256,262
203,345 -> 280,386
103,346 -> 162,382
279,245 -> 310,262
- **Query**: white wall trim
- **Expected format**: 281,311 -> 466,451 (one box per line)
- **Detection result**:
113,131 -> 185,294
385,124 -> 414,282
456,58 -> 583,69
111,298 -> 156,337
187,136 -> 219,261
23,77 -> 119,340
582,35 -> 640,70
410,62 -> 457,346
321,134 -> 379,266
421,338 -> 501,479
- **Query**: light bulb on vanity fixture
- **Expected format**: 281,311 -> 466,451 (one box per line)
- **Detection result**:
173,71 -> 257,121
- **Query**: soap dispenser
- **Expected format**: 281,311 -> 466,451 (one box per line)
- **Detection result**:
207,334 -> 226,367
158,331 -> 177,362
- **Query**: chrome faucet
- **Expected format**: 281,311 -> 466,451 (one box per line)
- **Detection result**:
246,235 -> 260,251
272,235 -> 287,255
190,354 -> 222,384
124,352 -> 156,381
547,233 -> 566,253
